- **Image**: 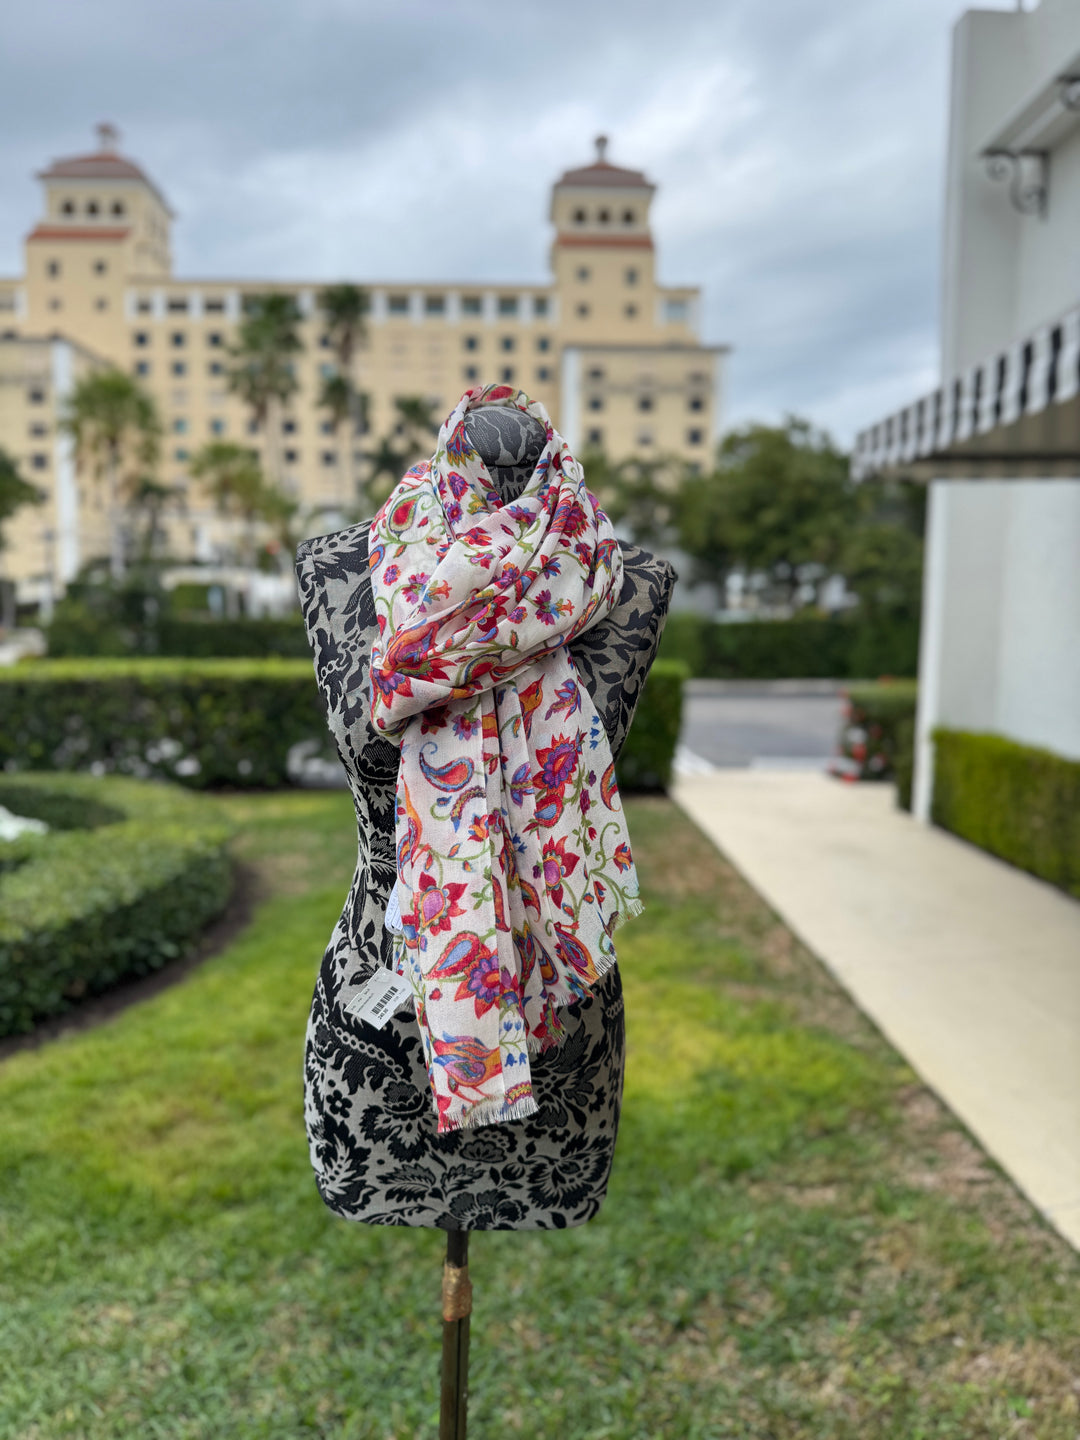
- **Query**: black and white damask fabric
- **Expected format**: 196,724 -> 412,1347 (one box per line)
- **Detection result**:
295,522 -> 675,1230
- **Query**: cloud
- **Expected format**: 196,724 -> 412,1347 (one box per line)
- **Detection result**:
0,0 -> 999,444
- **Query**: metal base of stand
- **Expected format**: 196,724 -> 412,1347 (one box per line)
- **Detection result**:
439,1229 -> 471,1440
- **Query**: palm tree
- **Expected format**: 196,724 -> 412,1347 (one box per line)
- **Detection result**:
189,441 -> 267,570
0,448 -> 44,629
226,293 -> 304,491
128,476 -> 183,567
360,396 -> 440,511
318,372 -> 369,513
60,370 -> 162,581
257,483 -> 303,573
318,283 -> 369,370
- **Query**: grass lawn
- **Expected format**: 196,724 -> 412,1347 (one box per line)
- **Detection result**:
1,789 -> 1077,1439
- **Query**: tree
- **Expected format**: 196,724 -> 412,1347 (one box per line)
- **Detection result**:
318,283 -> 369,370
189,442 -> 268,569
361,395 -> 440,510
0,448 -> 45,628
681,417 -> 857,611
582,448 -> 683,548
128,476 -> 183,568
226,293 -> 304,490
60,369 -> 162,581
318,372 -> 368,513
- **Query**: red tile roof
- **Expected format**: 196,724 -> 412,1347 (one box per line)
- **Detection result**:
555,234 -> 654,249
36,151 -> 174,215
555,160 -> 653,189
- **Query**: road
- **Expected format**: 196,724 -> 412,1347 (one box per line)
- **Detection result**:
678,679 -> 849,770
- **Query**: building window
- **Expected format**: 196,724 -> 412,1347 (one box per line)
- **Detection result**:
500,366 -> 514,383
283,419 -> 297,434
136,297 -> 152,313
95,298 -> 108,312
625,304 -> 638,319
171,332 -> 185,347
31,453 -> 48,470
464,365 -> 479,382
463,335 -> 479,352
318,333 -> 333,349
319,419 -> 334,435
622,209 -> 636,225
597,208 -> 610,223
321,451 -> 337,466
134,361 -> 150,378
172,361 -> 187,377
576,304 -> 589,319
173,418 -> 189,434
533,296 -> 549,317
461,295 -> 482,315
587,366 -> 604,381
48,298 -> 62,311
168,298 -> 188,313
688,395 -> 704,412
61,200 -> 75,216
112,200 -> 125,216
637,432 -> 654,448
638,395 -> 653,412
576,266 -> 590,282
424,294 -> 446,314
94,260 -> 107,275
28,422 -> 48,438
536,335 -> 550,353
210,418 -> 226,436
204,298 -> 225,313
573,208 -> 586,224
87,200 -> 99,216
388,294 -> 409,315
687,428 -> 704,445
207,332 -> 223,347
284,449 -> 299,464
319,362 -> 336,379
133,332 -> 149,347
47,260 -> 60,278
586,427 -> 603,447
248,419 -> 259,435
28,389 -> 45,404
500,336 -> 515,353
536,366 -> 551,382
174,448 -> 189,462
208,361 -> 224,376
625,267 -> 638,285
665,299 -> 689,323
497,296 -> 518,316
587,395 -> 603,412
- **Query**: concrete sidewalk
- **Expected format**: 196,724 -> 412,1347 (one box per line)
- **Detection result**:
673,770 -> 1080,1249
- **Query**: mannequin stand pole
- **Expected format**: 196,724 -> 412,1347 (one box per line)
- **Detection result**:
439,1229 -> 471,1440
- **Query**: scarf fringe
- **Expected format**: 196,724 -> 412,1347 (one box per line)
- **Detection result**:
437,1090 -> 540,1134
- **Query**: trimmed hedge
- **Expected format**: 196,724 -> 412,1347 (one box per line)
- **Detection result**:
660,611 -> 919,680
833,681 -> 918,789
932,729 -> 1080,900
0,658 -> 324,789
616,659 -> 688,793
46,614 -> 310,660
0,772 -> 233,1035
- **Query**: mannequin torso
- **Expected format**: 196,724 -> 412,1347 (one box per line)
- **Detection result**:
295,444 -> 675,1230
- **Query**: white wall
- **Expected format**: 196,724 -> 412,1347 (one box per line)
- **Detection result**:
941,0 -> 1080,377
919,479 -> 1080,812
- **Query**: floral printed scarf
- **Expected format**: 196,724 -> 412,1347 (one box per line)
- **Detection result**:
368,384 -> 643,1133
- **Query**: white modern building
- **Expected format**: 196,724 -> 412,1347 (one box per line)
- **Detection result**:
854,0 -> 1080,820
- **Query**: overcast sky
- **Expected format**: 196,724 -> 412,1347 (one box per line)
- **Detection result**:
0,0 -> 1014,446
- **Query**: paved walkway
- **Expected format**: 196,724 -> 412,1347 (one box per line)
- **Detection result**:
672,770 -> 1080,1249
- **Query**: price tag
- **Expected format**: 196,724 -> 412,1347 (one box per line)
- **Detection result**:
344,968 -> 413,1028
384,885 -> 404,934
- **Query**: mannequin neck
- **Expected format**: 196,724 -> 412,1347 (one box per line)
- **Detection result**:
463,405 -> 546,503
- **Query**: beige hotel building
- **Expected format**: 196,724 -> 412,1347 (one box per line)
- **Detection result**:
0,126 -> 727,608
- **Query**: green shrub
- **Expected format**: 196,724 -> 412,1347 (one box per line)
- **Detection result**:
834,680 -> 918,784
617,659 -> 688,793
47,612 -> 309,659
659,611 -> 919,680
0,772 -> 233,1035
932,729 -> 1080,900
0,658 -> 324,789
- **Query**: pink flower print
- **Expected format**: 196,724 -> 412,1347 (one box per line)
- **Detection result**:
468,813 -> 490,842
534,734 -> 581,793
403,572 -> 429,603
464,953 -> 503,1014
579,788 -> 591,813
420,704 -> 451,735
613,842 -> 633,873
446,501 -> 463,525
541,835 -> 580,909
447,470 -> 469,498
544,676 -> 582,721
509,605 -> 527,623
416,872 -> 469,935
383,564 -> 400,584
534,589 -> 573,627
453,712 -> 481,741
538,554 -> 562,578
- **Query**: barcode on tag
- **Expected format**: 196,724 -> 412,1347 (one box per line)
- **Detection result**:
344,968 -> 413,1029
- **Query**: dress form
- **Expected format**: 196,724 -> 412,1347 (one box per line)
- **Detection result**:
295,408 -> 675,1230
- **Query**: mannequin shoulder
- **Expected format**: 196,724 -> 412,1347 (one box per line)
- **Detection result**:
295,519 -> 374,582
614,541 -> 678,614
